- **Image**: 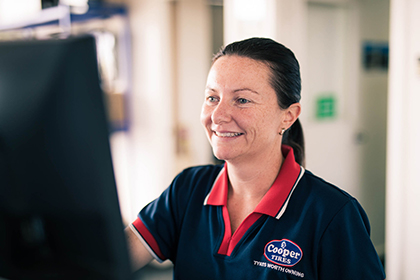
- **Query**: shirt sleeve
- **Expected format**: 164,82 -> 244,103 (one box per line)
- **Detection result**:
131,165 -> 220,264
130,170 -> 193,263
317,199 -> 386,279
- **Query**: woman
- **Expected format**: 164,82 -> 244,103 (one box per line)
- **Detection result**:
125,38 -> 385,279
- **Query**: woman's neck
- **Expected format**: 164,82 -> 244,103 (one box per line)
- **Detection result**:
226,147 -> 284,200
225,147 -> 284,234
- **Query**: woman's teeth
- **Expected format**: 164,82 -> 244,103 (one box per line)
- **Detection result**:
215,132 -> 243,137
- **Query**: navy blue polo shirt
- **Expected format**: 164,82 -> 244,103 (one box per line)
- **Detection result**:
130,146 -> 385,279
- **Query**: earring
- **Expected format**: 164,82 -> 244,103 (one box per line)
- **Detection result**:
279,128 -> 286,136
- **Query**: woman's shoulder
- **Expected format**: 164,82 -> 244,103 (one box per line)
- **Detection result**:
292,169 -> 371,233
301,169 -> 355,199
297,169 -> 362,214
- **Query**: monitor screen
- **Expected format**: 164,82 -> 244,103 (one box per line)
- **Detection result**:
0,35 -> 131,280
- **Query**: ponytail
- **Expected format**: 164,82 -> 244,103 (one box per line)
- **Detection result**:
282,118 -> 305,167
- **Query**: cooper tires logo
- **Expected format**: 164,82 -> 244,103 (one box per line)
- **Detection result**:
264,239 -> 303,267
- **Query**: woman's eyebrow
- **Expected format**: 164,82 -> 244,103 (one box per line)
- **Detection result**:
205,86 -> 216,92
205,87 -> 259,95
234,88 -> 260,95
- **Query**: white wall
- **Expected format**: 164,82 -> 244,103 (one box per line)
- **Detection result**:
304,1 -> 361,199
120,0 -> 176,222
109,0 -> 213,223
358,0 -> 389,259
223,0 -> 277,44
173,0 -> 212,172
386,0 -> 420,278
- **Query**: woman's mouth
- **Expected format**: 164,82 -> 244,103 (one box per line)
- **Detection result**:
214,131 -> 244,137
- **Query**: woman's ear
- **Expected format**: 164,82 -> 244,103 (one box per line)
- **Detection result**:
282,103 -> 301,130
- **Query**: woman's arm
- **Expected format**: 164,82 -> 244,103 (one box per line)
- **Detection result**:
124,226 -> 154,271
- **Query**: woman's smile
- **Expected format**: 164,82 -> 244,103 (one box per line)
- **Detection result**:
213,131 -> 244,138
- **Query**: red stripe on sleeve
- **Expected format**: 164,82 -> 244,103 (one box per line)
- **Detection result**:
132,217 -> 166,261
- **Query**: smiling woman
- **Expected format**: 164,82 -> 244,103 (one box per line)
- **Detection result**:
201,52 -> 300,168
125,37 -> 386,280
210,38 -> 305,167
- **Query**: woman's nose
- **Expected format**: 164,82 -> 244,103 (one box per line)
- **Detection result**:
211,99 -> 232,124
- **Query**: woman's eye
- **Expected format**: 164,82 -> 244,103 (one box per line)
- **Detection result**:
206,96 -> 218,103
237,98 -> 250,104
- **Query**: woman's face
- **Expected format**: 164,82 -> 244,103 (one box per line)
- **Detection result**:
200,55 -> 288,163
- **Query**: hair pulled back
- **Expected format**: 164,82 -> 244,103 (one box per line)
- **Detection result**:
213,37 -> 305,166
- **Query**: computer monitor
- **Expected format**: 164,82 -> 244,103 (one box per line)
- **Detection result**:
0,35 -> 131,280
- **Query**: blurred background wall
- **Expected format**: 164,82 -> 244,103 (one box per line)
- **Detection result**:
1,0 -> 419,279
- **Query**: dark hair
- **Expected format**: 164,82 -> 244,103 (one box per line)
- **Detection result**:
213,37 -> 305,166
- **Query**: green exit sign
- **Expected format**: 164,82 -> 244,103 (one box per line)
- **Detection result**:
316,95 -> 336,119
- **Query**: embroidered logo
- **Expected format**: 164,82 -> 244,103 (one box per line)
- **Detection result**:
264,239 -> 303,267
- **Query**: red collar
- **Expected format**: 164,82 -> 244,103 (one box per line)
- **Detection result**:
204,145 -> 304,219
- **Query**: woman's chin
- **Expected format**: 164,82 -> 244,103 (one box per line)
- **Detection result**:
212,149 -> 240,163
212,149 -> 230,162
